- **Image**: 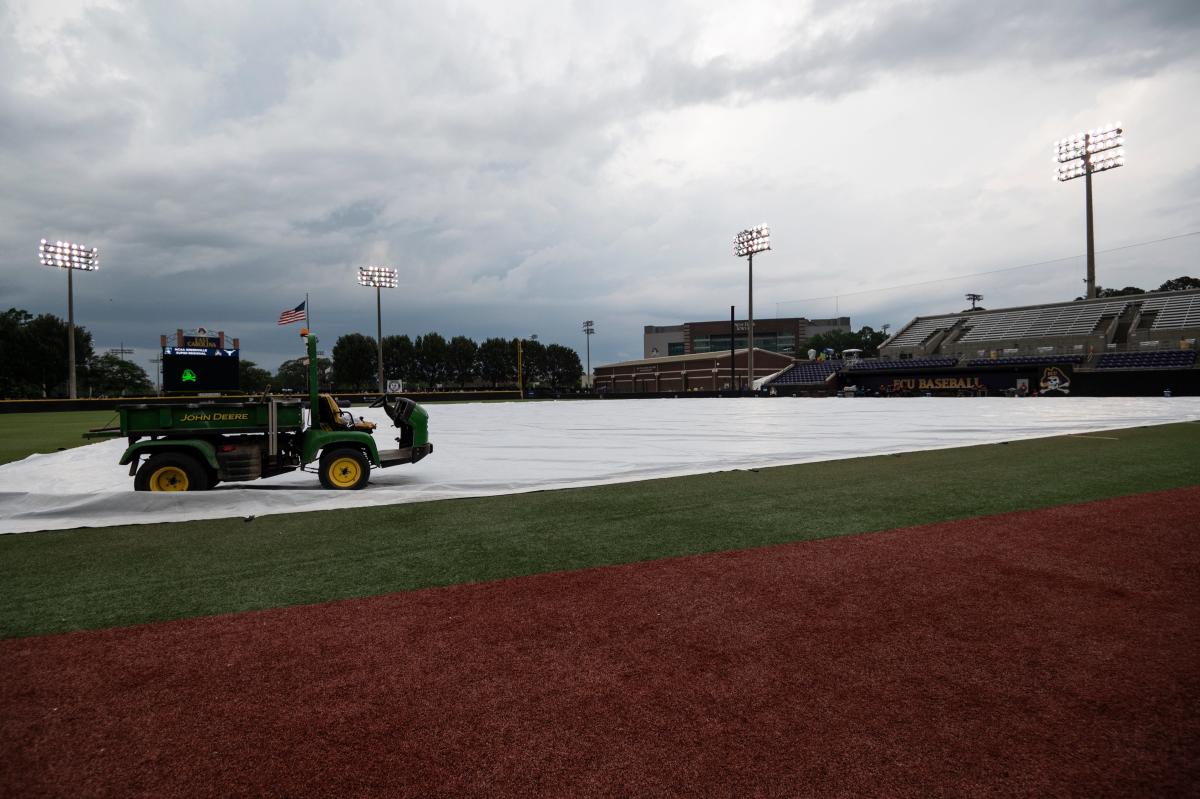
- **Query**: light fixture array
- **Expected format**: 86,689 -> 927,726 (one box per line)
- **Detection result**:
357,265 -> 398,288
39,239 -> 99,270
1053,122 -> 1125,182
734,225 -> 771,257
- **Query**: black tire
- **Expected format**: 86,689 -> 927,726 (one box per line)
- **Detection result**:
318,448 -> 370,490
134,452 -> 211,492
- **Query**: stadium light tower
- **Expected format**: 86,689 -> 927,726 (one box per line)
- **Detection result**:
357,265 -> 398,395
734,224 -> 770,392
582,320 -> 594,388
39,238 -> 99,399
966,293 -> 983,310
1054,122 -> 1125,300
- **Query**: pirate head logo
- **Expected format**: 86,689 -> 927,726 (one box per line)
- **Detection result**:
1040,366 -> 1070,394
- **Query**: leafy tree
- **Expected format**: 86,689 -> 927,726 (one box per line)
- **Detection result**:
854,326 -> 890,357
804,326 -> 889,358
414,332 -> 448,388
1076,285 -> 1145,301
383,334 -> 416,387
446,335 -> 479,388
544,344 -> 582,387
238,359 -> 273,393
275,356 -> 331,392
1157,276 -> 1200,292
478,337 -> 513,387
518,338 -> 547,386
86,353 -> 153,397
0,310 -> 94,397
0,309 -> 34,397
1073,276 -> 1197,300
1101,286 -> 1146,297
803,328 -> 857,358
331,333 -> 378,390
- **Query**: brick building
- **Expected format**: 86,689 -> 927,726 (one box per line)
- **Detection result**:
593,348 -> 794,393
643,316 -> 851,358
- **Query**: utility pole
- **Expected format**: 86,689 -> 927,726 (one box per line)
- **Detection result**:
582,320 -> 594,389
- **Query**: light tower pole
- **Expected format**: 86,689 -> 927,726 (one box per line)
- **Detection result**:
734,224 -> 770,392
357,265 -> 398,395
39,238 -> 99,399
1054,122 -> 1125,300
582,320 -> 594,388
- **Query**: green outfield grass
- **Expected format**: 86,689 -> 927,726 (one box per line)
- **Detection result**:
0,410 -> 120,465
2,421 -> 1198,639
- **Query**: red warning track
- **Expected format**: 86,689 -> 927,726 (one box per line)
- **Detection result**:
4,488 -> 1199,798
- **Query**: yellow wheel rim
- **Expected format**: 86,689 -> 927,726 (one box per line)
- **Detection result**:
327,456 -> 363,488
150,465 -> 189,491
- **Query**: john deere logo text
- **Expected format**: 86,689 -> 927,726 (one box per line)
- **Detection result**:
179,412 -> 250,422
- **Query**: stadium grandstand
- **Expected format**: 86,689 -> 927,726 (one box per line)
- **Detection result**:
767,288 -> 1200,396
876,288 -> 1200,361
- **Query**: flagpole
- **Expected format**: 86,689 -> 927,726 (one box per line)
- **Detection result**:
305,293 -> 312,396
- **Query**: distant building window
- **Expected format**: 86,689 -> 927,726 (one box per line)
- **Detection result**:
668,342 -> 685,356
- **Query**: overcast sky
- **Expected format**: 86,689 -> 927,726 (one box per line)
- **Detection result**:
2,0 -> 1198,377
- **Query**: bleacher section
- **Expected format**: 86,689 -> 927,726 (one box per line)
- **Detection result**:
1095,350 -> 1197,370
848,357 -> 959,371
881,290 -> 1200,368
1137,293 -> 1200,330
955,301 -> 1128,342
762,289 -> 1200,394
773,360 -> 843,385
885,316 -> 961,347
966,354 -> 1086,367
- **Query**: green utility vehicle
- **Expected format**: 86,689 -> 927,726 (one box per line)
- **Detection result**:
89,330 -> 432,491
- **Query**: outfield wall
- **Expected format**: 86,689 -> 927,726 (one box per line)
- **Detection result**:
837,366 -> 1200,397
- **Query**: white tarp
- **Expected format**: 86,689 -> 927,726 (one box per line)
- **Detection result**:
2,396 -> 1198,534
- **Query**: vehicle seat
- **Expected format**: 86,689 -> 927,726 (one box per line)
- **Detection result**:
318,394 -> 376,432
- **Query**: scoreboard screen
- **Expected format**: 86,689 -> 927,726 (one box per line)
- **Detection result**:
162,347 -> 240,392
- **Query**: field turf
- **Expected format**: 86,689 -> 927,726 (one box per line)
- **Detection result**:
0,410 -> 118,465
4,487 -> 1198,797
1,420 -> 1197,639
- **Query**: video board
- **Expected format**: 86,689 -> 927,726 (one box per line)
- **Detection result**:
162,347 -> 240,392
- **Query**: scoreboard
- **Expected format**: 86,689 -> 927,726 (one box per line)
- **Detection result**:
162,347 -> 240,392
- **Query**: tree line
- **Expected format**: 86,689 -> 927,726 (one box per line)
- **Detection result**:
803,326 -> 891,358
1,309 -> 153,398
1074,275 -> 1200,301
2,309 -> 583,398
254,333 -> 583,393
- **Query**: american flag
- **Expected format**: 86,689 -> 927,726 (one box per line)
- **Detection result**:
277,301 -> 306,325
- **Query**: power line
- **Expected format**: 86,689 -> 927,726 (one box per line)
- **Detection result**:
775,230 -> 1200,311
